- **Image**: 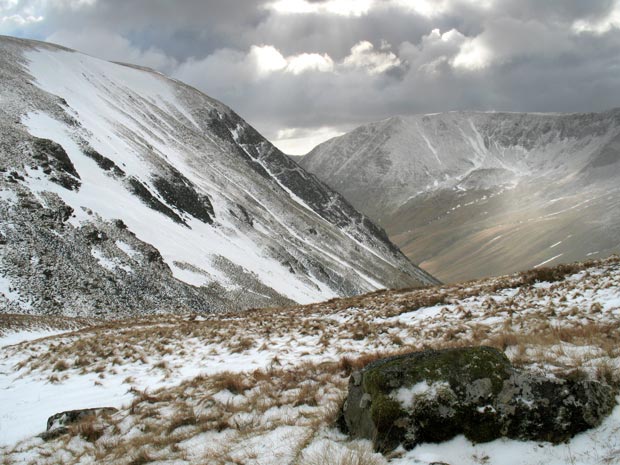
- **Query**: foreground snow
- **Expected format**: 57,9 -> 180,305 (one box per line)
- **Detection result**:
0,329 -> 72,348
1,256 -> 619,464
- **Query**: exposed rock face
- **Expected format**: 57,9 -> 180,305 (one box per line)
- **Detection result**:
39,407 -> 118,441
342,347 -> 616,452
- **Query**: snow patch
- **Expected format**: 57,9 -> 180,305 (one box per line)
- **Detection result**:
0,275 -> 20,302
115,240 -> 140,259
0,329 -> 70,348
392,381 -> 450,409
0,190 -> 17,203
534,253 -> 564,268
91,249 -> 117,272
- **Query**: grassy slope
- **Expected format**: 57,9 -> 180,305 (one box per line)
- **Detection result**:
384,183 -> 620,283
1,255 -> 619,464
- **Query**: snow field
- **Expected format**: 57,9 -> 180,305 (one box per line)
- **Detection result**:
0,255 -> 619,464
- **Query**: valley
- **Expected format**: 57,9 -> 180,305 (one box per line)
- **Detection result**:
300,112 -> 620,282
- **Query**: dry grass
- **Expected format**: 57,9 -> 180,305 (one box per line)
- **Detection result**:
166,409 -> 197,434
299,441 -> 387,465
52,359 -> 69,372
127,450 -> 154,465
70,362 -> 351,464
67,416 -> 105,443
1,255 -> 619,464
338,352 -> 399,377
10,257 -> 620,384
518,262 -> 587,287
211,371 -> 251,395
0,313 -> 95,337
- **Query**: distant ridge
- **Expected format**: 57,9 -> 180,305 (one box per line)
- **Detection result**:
299,109 -> 620,282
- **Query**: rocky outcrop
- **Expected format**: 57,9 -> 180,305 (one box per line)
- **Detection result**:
39,407 -> 118,440
342,347 -> 616,452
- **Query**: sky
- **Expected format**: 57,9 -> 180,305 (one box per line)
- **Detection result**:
2,0 -> 620,155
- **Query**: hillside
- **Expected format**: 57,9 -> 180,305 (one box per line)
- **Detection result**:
299,111 -> 620,282
1,255 -> 619,464
0,36 -> 437,318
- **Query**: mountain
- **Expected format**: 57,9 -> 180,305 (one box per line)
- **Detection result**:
0,36 -> 437,318
300,110 -> 620,282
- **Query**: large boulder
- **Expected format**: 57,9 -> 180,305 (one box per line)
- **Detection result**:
342,347 -> 616,452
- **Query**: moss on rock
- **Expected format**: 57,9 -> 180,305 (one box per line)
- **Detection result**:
343,346 -> 616,453
363,346 -> 511,398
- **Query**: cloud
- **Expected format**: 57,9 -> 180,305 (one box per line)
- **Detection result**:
573,1 -> 620,33
174,44 -> 334,92
452,35 -> 491,70
0,0 -> 43,32
271,126 -> 346,154
4,0 -> 620,153
400,28 -> 468,74
265,0 -> 374,17
387,0 -> 452,18
46,28 -> 178,73
250,45 -> 288,75
286,52 -> 334,74
264,0 -> 493,19
1,13 -> 43,25
249,45 -> 334,76
343,41 -> 401,74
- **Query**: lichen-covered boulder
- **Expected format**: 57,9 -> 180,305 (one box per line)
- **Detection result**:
342,347 -> 615,452
498,372 -> 616,444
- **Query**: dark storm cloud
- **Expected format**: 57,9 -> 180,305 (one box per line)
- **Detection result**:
16,0 -> 268,59
496,0 -> 616,22
3,0 -> 620,153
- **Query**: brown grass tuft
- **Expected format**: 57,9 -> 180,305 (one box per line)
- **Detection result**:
68,416 -> 105,442
211,371 -> 250,395
166,410 -> 198,434
53,359 -> 70,372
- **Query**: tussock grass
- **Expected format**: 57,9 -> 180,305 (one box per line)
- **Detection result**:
67,416 -> 105,443
2,255 -> 619,464
52,359 -> 69,372
0,313 -> 95,337
299,441 -> 387,465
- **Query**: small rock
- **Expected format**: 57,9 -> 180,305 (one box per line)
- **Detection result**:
38,427 -> 69,441
39,407 -> 118,441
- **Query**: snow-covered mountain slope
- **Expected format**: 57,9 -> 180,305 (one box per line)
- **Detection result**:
0,36 -> 437,318
300,111 -> 620,282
